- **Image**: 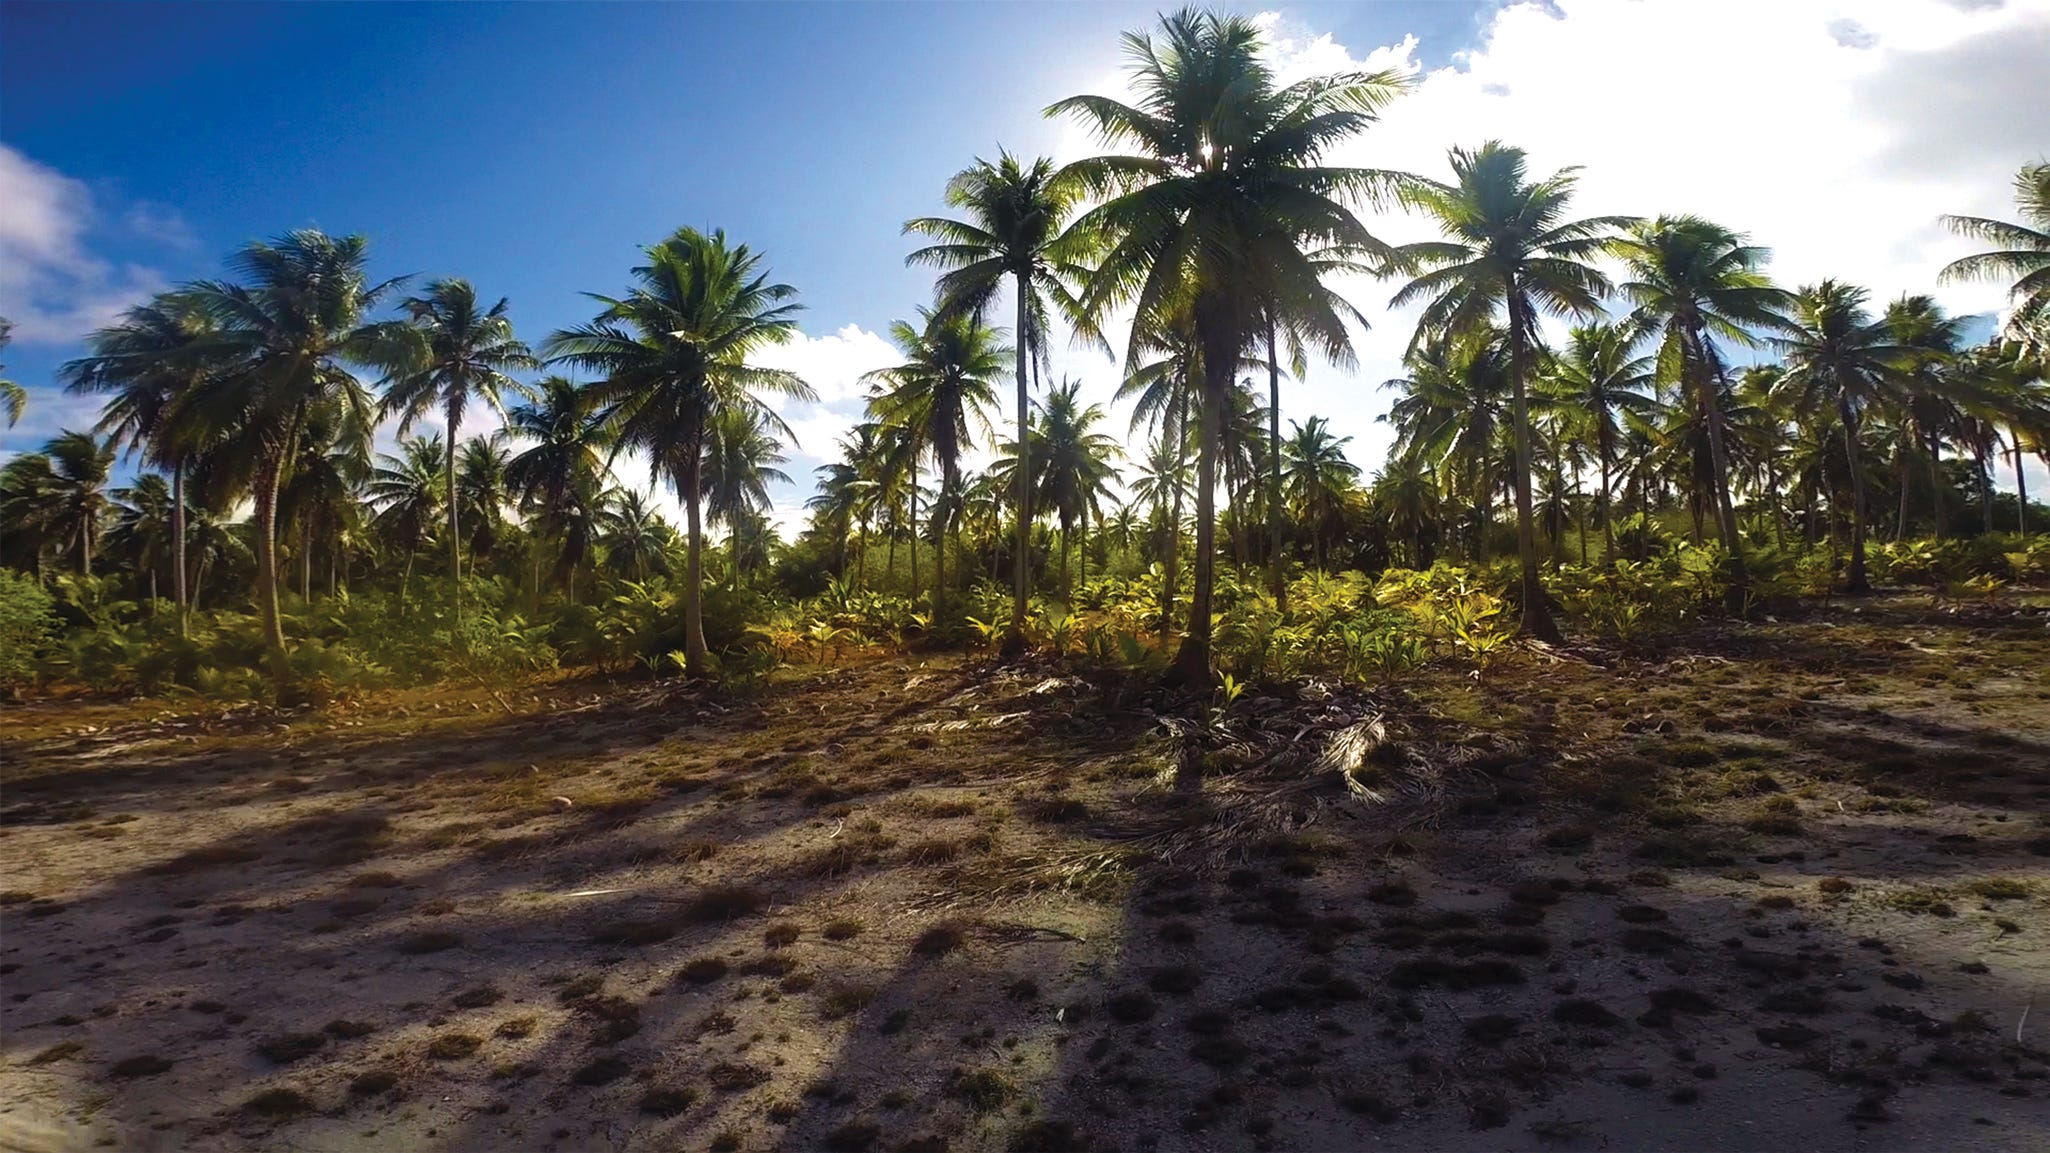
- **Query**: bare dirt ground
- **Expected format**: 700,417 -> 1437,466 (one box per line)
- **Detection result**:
2,595 -> 2047,1153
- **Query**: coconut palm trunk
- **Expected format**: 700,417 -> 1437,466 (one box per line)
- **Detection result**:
445,406 -> 462,628
252,448 -> 288,664
1171,325 -> 1230,682
1598,448 -> 1615,567
1694,340 -> 1750,603
1006,289 -> 1031,654
171,462 -> 188,634
1840,400 -> 1871,593
682,448 -> 711,674
1266,314 -> 1285,610
1162,378 -> 1188,636
1504,293 -> 1561,643
2014,430 -> 2030,536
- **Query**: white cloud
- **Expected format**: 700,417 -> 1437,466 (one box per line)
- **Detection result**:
0,144 -> 169,343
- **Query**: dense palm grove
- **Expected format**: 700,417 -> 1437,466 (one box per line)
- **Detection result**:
2,9 -> 2047,703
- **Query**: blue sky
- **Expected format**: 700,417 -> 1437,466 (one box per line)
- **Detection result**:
4,0 -> 2046,513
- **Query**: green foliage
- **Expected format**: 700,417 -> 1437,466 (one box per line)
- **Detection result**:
0,570 -> 56,689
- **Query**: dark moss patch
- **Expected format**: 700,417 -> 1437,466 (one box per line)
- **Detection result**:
395,929 -> 463,955
1107,990 -> 1158,1023
640,1085 -> 699,1117
678,957 -> 730,985
349,1069 -> 400,1096
913,921 -> 970,957
1552,999 -> 1622,1028
573,1056 -> 633,1086
242,1087 -> 314,1119
257,1033 -> 327,1064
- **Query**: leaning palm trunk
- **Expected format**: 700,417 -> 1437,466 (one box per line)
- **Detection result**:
682,450 -> 711,675
1926,433 -> 1946,541
1692,336 -> 1749,605
2013,428 -> 2030,536
1505,295 -> 1562,643
1171,326 -> 1231,684
1162,380 -> 1188,637
445,413 -> 462,630
251,448 -> 289,668
171,462 -> 188,635
1598,443 -> 1615,567
1004,287 -> 1031,655
1840,401 -> 1871,593
1266,314 -> 1286,611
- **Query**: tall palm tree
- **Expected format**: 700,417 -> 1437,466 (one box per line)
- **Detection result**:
379,279 -> 536,625
180,230 -> 408,663
863,308 -> 1006,608
544,227 -> 813,675
905,153 -> 1093,648
366,434 -> 445,608
599,489 -> 672,581
1,317 -> 25,428
107,472 -> 176,605
1773,281 -> 1909,593
1392,142 -> 1629,641
1547,321 -> 1655,564
276,400 -> 371,601
1281,416 -> 1359,568
1882,295 -> 1967,539
31,432 -> 116,577
456,434 -> 513,575
59,292 -> 222,626
1942,162 -> 2050,337
1613,216 -> 1794,599
1372,456 -> 1442,568
1030,378 -> 1122,599
1381,327 -> 1511,563
702,405 -> 791,589
506,376 -> 611,511
807,433 -> 871,581
1051,7 -> 1408,680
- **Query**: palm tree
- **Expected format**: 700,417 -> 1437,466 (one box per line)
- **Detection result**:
862,308 -> 1006,608
1382,324 -> 1514,563
543,227 -> 813,675
1773,281 -> 1909,593
1372,456 -> 1442,567
1051,7 -> 1408,680
1391,142 -> 1629,641
905,153 -> 1093,649
180,230 -> 407,663
1942,162 -> 2050,337
1882,295 -> 1967,539
807,434 -> 871,581
1547,321 -> 1655,564
1281,416 -> 1359,568
1031,378 -> 1122,599
43,432 -> 116,576
107,473 -> 176,606
599,489 -> 672,581
379,279 -> 536,626
702,405 -> 791,589
456,434 -> 513,575
366,434 -> 445,609
1,317 -> 24,428
508,375 -> 610,570
1612,216 -> 1794,598
59,292 -> 223,626
276,401 -> 371,601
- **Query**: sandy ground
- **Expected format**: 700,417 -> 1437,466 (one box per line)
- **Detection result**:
1,595 -> 2047,1152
